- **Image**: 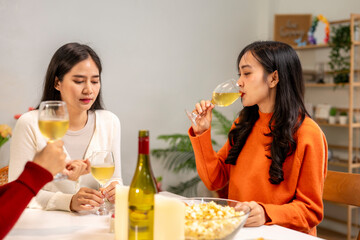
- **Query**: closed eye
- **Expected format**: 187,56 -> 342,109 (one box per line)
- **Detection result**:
238,72 -> 250,77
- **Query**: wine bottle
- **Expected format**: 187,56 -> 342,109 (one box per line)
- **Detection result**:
128,130 -> 157,240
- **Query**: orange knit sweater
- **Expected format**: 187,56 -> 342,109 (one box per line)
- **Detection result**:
189,111 -> 328,236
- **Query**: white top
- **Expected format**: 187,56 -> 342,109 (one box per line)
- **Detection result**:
63,111 -> 95,160
9,109 -> 123,211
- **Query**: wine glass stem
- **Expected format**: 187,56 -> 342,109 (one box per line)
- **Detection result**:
98,184 -> 107,214
46,139 -> 69,181
185,109 -> 199,126
53,172 -> 68,181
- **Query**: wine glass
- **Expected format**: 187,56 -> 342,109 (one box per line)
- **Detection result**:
90,150 -> 115,215
186,78 -> 240,125
38,101 -> 69,181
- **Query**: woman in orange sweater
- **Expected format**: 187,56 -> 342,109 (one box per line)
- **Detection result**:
188,41 -> 327,236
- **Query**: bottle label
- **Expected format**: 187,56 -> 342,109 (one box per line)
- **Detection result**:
139,137 -> 149,154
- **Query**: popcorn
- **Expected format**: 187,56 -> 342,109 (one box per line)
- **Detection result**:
184,201 -> 246,239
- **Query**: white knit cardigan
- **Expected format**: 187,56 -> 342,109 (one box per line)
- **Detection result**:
9,110 -> 123,211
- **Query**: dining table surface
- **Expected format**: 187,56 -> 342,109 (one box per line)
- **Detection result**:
5,209 -> 324,240
5,192 -> 324,240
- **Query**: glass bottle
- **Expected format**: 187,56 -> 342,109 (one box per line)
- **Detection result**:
128,130 -> 157,240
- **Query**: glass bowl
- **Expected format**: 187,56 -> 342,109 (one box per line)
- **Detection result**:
183,197 -> 250,240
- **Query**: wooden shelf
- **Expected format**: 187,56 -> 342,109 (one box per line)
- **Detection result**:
305,82 -> 360,87
295,41 -> 359,50
330,19 -> 351,24
305,83 -> 337,87
328,155 -> 360,168
318,122 -> 360,128
329,144 -> 360,151
294,44 -> 329,50
294,42 -> 360,50
329,161 -> 360,169
301,14 -> 360,240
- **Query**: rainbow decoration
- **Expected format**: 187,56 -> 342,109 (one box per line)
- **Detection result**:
307,14 -> 330,45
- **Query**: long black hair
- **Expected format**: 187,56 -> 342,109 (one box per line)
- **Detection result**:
225,41 -> 308,184
38,42 -> 104,110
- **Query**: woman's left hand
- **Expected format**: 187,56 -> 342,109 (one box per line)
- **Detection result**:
65,159 -> 91,181
236,201 -> 266,227
100,181 -> 118,204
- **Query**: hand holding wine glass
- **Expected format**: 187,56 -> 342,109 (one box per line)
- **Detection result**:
38,101 -> 69,181
186,79 -> 240,134
33,140 -> 67,176
100,181 -> 118,204
190,100 -> 215,135
90,150 -> 115,215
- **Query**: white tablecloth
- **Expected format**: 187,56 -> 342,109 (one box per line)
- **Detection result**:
5,208 -> 323,240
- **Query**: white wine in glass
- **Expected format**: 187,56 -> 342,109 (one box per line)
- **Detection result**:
38,101 -> 69,181
90,150 -> 115,215
211,92 -> 241,106
38,120 -> 69,140
91,164 -> 115,185
186,78 -> 240,125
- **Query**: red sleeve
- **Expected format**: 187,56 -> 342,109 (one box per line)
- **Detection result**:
0,162 -> 53,239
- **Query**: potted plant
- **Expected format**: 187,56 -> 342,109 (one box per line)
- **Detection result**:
328,107 -> 337,124
338,111 -> 348,125
328,24 -> 351,85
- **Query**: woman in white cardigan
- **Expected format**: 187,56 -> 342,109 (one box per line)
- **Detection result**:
9,43 -> 123,212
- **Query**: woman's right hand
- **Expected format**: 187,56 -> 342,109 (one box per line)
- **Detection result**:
191,100 -> 214,135
64,159 -> 91,181
70,187 -> 104,212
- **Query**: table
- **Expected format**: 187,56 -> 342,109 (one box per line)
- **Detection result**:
5,208 -> 323,240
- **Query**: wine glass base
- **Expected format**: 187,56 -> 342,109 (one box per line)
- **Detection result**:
94,207 -> 109,216
185,109 -> 197,126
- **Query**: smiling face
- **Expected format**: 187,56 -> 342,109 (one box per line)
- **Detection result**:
55,57 -> 100,116
237,51 -> 278,113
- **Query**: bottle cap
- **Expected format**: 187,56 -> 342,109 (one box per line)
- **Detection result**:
139,130 -> 149,137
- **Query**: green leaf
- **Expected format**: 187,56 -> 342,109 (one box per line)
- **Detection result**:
328,24 -> 351,84
0,137 -> 9,148
212,108 -> 233,136
166,176 -> 202,197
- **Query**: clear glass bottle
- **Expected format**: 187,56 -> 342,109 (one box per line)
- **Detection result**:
128,130 -> 157,240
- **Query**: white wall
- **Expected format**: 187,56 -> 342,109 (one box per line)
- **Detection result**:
0,0 -> 258,188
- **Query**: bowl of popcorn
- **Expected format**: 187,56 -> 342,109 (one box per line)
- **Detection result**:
183,197 -> 250,240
